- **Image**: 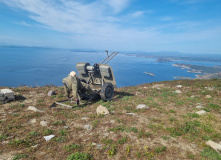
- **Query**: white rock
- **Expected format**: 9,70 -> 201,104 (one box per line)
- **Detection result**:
175,90 -> 182,94
30,119 -> 37,124
47,90 -> 56,96
96,105 -> 109,115
191,95 -> 195,98
205,95 -> 212,99
136,104 -> 149,109
82,117 -> 89,120
97,144 -> 102,149
84,125 -> 92,130
126,112 -> 136,115
31,144 -> 38,148
176,85 -> 182,88
44,135 -> 55,141
206,140 -> 221,153
208,87 -> 214,91
92,143 -> 97,146
196,110 -> 206,115
27,106 -> 44,112
40,121 -> 48,127
196,105 -> 203,109
64,126 -> 69,129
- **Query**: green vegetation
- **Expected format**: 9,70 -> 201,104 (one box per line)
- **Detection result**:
1,79 -> 221,159
12,154 -> 28,160
67,152 -> 92,160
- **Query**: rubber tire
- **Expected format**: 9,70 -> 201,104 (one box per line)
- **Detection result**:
100,82 -> 114,101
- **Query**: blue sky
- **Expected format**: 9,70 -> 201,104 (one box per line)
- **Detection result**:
0,0 -> 221,54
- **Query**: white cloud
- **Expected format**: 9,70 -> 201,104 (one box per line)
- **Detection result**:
1,0 -> 221,53
102,0 -> 131,13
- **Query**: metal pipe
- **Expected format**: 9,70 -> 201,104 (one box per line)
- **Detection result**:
104,52 -> 119,64
100,51 -> 115,64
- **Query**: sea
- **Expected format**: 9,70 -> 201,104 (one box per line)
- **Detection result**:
0,46 -> 220,88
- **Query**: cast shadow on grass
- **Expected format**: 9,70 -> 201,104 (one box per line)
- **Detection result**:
15,95 -> 26,101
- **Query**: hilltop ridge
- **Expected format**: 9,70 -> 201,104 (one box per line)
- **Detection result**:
0,79 -> 221,160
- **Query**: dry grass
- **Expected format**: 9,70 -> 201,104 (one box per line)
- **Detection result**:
0,79 -> 221,160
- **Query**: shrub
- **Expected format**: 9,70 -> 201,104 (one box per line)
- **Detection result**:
67,152 -> 92,160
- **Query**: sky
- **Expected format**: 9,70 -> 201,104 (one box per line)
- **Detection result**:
0,0 -> 221,54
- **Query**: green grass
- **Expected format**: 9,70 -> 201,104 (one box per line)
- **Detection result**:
12,154 -> 28,160
154,145 -> 167,153
28,131 -> 39,138
59,129 -> 67,136
200,146 -> 221,160
109,125 -> 138,133
167,120 -> 201,137
117,136 -> 128,144
67,152 -> 92,160
64,144 -> 82,152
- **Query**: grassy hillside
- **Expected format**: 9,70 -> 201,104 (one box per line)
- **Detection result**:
1,79 -> 221,160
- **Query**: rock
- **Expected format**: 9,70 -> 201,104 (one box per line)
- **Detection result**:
92,143 -> 97,146
27,106 -> 44,112
31,144 -> 38,148
96,105 -> 109,115
97,144 -> 102,149
196,110 -> 206,115
82,117 -> 89,120
191,95 -> 195,98
126,112 -> 136,115
44,135 -> 55,141
84,125 -> 92,130
176,85 -> 182,88
196,103 -> 203,109
206,140 -> 221,153
136,104 -> 149,110
40,121 -> 48,127
205,95 -> 212,99
208,87 -> 214,91
30,119 -> 37,124
47,90 -> 56,96
64,126 -> 69,129
175,90 -> 182,94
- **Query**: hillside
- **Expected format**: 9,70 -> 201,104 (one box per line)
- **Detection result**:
1,79 -> 221,160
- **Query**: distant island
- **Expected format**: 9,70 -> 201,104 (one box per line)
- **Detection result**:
173,63 -> 221,80
144,72 -> 155,76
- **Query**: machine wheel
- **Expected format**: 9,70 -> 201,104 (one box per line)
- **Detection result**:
100,83 -> 114,101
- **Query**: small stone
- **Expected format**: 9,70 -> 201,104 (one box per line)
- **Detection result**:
27,106 -> 44,112
176,85 -> 182,88
44,135 -> 55,141
196,105 -> 203,109
136,104 -> 149,110
96,105 -> 109,115
110,120 -> 116,124
64,126 -> 69,129
31,144 -> 38,148
205,95 -> 212,99
40,121 -> 48,127
175,90 -> 182,94
82,117 -> 89,120
127,112 -> 136,115
196,110 -> 206,115
47,90 -> 56,96
84,125 -> 92,130
30,119 -> 37,124
206,140 -> 221,153
97,144 -> 102,149
191,95 -> 195,98
208,87 -> 214,91
92,143 -> 97,146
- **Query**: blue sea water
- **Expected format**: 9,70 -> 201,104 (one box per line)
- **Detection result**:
0,47 -> 220,87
